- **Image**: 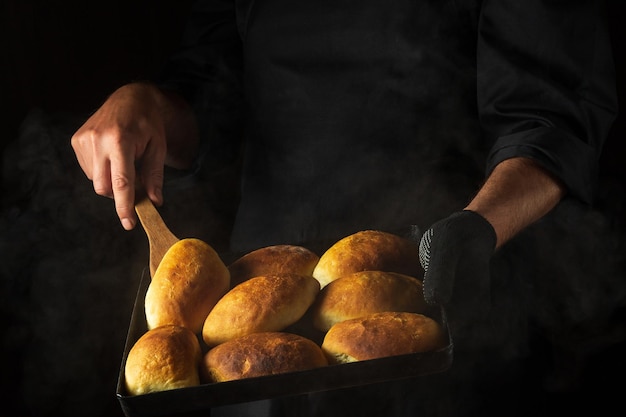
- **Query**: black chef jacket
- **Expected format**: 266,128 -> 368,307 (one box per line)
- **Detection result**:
158,0 -> 617,253
153,2 -> 618,415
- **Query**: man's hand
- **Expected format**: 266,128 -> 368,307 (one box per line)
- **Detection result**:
418,211 -> 496,306
71,83 -> 174,230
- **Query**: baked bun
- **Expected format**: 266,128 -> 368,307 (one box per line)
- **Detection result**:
124,325 -> 202,395
201,332 -> 328,382
228,245 -> 320,287
145,238 -> 230,334
321,312 -> 446,364
202,274 -> 320,346
311,270 -> 428,332
312,230 -> 422,288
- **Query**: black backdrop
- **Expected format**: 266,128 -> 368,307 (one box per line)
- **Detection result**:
1,1 -> 191,155
1,2 -> 625,417
2,1 -> 625,184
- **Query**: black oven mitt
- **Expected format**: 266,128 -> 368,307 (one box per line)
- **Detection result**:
417,210 -> 496,310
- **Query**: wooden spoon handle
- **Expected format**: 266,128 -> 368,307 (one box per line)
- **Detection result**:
135,193 -> 179,278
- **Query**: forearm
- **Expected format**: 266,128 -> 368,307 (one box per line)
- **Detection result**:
465,157 -> 566,248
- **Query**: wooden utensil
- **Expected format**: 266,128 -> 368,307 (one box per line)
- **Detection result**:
134,192 -> 180,277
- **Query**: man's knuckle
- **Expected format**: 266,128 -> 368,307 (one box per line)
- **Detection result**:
112,176 -> 131,190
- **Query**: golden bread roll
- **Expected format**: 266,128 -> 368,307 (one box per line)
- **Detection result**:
201,332 -> 328,382
124,325 -> 202,395
312,230 -> 422,288
311,270 -> 428,332
228,244 -> 320,287
202,273 -> 320,346
145,238 -> 230,334
321,312 -> 446,364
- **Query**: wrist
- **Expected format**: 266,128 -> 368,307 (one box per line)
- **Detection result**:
464,158 -> 565,249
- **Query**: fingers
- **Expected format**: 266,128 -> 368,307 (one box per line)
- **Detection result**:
91,152 -> 113,198
74,125 -> 167,231
110,143 -> 137,230
73,125 -> 140,230
69,83 -> 172,231
140,139 -> 166,207
72,122 -> 113,197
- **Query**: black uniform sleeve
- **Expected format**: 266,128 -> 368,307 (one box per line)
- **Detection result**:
477,0 -> 618,204
156,0 -> 244,169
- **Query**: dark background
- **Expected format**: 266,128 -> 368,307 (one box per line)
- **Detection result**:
2,1 -> 625,185
1,1 -> 193,158
1,1 -> 625,417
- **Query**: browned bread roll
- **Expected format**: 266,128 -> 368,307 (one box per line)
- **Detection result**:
321,312 -> 446,364
124,325 -> 202,395
202,273 -> 320,346
311,270 -> 428,332
201,332 -> 328,382
228,244 -> 320,287
145,238 -> 230,334
312,230 -> 422,288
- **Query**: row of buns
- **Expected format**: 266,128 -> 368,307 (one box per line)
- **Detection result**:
124,230 -> 447,396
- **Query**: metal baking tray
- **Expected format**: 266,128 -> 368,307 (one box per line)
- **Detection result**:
116,267 -> 453,417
